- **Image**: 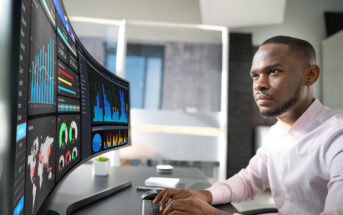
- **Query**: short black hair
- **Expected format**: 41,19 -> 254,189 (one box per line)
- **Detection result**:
260,35 -> 316,63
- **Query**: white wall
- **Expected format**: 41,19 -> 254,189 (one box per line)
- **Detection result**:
322,30 -> 343,109
62,0 -> 201,24
231,0 -> 343,100
64,0 -> 221,44
70,21 -> 223,44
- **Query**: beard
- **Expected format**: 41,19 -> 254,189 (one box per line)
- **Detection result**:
259,84 -> 301,118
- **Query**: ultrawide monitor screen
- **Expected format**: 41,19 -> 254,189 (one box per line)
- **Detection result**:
11,0 -> 130,214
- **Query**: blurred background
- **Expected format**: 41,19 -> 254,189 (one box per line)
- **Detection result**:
62,0 -> 343,183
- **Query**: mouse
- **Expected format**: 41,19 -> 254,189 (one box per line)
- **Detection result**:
141,189 -> 160,200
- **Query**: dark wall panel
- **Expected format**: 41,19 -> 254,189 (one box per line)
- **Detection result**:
227,33 -> 254,177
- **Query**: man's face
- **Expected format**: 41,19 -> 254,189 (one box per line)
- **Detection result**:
250,44 -> 307,117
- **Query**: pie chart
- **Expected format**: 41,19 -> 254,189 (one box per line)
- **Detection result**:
92,133 -> 102,153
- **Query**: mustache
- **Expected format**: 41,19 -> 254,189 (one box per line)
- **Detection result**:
255,91 -> 273,100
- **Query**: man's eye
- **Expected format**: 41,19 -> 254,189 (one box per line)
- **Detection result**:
251,74 -> 258,79
270,69 -> 279,74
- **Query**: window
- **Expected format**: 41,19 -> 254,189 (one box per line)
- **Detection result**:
124,44 -> 164,109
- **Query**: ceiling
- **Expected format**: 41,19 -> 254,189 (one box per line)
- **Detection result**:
63,0 -> 287,28
199,0 -> 286,27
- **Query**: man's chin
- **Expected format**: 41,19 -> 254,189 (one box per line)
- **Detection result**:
260,111 -> 278,118
259,108 -> 279,118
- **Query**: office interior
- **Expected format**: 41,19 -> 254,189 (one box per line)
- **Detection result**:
63,0 -> 343,184
1,0 -> 343,214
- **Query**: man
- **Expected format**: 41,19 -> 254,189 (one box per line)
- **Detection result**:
153,35 -> 343,215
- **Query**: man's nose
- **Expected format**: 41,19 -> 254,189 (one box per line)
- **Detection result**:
254,75 -> 270,91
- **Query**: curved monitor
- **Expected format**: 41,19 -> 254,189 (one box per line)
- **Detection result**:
0,0 -> 131,214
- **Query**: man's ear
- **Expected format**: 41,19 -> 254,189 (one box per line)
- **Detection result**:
305,64 -> 320,86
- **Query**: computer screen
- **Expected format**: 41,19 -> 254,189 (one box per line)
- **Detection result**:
0,0 -> 130,214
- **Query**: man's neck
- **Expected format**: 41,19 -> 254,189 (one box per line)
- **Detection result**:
276,97 -> 315,128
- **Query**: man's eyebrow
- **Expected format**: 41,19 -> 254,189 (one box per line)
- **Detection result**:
250,63 -> 283,74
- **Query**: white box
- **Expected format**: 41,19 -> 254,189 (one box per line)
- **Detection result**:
144,177 -> 180,188
93,159 -> 110,176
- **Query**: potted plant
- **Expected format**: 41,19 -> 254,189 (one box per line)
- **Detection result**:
93,156 -> 110,176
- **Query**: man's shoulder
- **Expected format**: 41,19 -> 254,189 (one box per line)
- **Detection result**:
316,107 -> 343,149
318,106 -> 343,126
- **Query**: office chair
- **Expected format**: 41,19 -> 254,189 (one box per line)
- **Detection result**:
240,208 -> 278,215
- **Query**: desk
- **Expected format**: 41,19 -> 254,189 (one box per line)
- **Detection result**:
43,164 -> 238,215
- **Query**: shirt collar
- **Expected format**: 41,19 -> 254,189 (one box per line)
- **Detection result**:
275,99 -> 324,137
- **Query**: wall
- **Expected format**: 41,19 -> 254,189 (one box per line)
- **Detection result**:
226,33 -> 254,177
231,0 -> 343,100
126,24 -> 223,44
322,30 -> 343,108
64,0 -> 221,45
162,42 -> 222,112
69,21 -> 223,45
78,37 -> 106,66
62,0 -> 201,24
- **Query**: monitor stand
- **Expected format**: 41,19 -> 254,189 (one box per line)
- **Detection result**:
39,163 -> 132,215
65,180 -> 132,214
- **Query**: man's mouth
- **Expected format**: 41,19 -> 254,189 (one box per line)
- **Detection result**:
255,94 -> 273,106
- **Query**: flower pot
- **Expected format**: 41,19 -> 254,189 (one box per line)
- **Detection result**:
93,157 -> 110,176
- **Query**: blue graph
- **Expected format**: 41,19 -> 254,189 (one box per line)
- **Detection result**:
103,85 -> 128,123
93,91 -> 103,121
92,83 -> 128,124
92,133 -> 102,153
30,39 -> 54,104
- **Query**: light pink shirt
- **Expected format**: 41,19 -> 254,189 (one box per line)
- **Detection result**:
208,99 -> 343,215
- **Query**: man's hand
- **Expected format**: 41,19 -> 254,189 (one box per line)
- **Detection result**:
153,188 -> 212,211
158,196 -> 232,215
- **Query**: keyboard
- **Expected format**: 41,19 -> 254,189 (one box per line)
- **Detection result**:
142,199 -> 162,215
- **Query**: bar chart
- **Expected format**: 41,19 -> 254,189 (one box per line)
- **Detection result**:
91,80 -> 129,124
28,0 -> 56,115
30,39 -> 55,105
57,60 -> 80,99
103,128 -> 128,149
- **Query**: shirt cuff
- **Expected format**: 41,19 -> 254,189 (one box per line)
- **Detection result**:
207,174 -> 244,204
206,184 -> 232,205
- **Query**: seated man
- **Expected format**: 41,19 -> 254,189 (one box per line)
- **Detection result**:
153,35 -> 343,215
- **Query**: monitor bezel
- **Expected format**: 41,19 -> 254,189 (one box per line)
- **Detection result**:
5,0 -> 132,214
1,0 -> 22,214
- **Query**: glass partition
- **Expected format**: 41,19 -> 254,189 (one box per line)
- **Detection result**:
69,17 -> 228,181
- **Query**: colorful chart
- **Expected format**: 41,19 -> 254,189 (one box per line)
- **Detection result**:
58,117 -> 79,149
58,147 -> 78,173
57,60 -> 80,99
30,38 -> 55,105
25,116 -> 56,215
103,129 -> 128,149
28,0 -> 56,116
89,71 -> 129,124
92,133 -> 102,153
56,115 -> 80,181
57,96 -> 80,113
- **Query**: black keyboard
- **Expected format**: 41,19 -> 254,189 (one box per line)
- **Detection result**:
142,199 -> 162,215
